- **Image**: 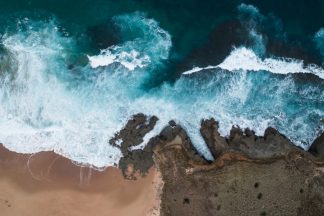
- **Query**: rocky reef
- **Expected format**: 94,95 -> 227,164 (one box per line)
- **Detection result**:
116,114 -> 324,216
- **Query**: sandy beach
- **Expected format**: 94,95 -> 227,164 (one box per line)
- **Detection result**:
0,144 -> 162,216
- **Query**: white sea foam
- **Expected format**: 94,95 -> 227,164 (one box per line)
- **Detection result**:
218,47 -> 324,78
0,15 -> 322,169
0,15 -> 178,168
88,46 -> 150,70
0,21 -> 124,168
182,65 -> 218,75
183,47 -> 324,79
88,12 -> 171,71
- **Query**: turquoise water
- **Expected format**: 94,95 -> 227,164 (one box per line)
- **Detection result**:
0,1 -> 323,167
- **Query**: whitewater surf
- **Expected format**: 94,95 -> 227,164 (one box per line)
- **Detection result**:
0,3 -> 323,168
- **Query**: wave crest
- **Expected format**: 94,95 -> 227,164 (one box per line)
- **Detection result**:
88,12 -> 172,71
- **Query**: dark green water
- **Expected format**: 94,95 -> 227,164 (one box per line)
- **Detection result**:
1,0 -> 323,62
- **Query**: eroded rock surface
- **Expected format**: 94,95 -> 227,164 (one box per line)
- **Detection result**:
200,118 -> 305,160
117,115 -> 324,215
109,113 -> 158,178
116,116 -> 207,178
155,120 -> 324,216
309,133 -> 324,159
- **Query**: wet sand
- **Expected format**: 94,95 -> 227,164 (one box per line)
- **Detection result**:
0,144 -> 162,216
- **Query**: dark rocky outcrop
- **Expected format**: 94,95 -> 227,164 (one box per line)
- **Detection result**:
109,113 -> 158,179
153,119 -> 324,216
200,119 -> 303,160
110,113 -> 158,154
200,118 -> 226,159
115,116 -> 208,178
116,115 -> 324,215
309,132 -> 324,159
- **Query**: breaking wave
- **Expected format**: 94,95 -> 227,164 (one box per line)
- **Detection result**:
184,47 -> 324,79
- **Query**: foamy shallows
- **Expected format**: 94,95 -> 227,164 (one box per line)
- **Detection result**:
0,13 -> 323,168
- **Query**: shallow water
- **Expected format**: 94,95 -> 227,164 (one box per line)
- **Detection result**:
0,1 -> 323,167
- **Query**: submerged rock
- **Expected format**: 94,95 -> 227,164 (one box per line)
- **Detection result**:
177,21 -> 247,72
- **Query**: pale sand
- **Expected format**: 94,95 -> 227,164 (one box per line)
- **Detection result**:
0,145 -> 162,216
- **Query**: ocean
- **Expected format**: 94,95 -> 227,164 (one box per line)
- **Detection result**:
0,0 -> 323,167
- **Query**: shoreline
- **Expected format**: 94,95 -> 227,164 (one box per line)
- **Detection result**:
0,144 -> 162,216
0,115 -> 323,215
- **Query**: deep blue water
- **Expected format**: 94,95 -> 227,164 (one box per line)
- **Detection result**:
0,0 -> 323,166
